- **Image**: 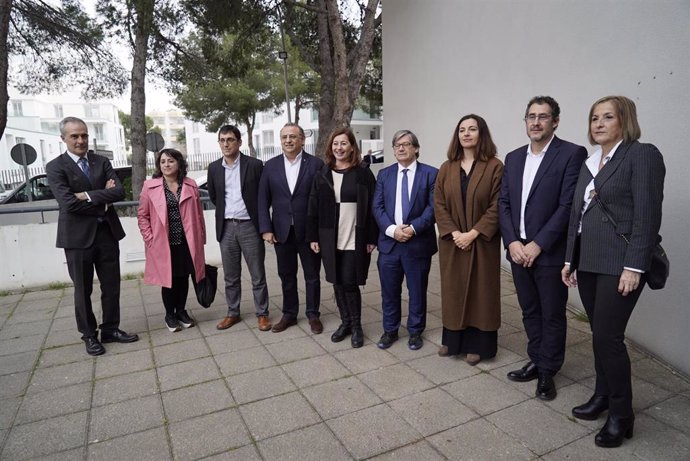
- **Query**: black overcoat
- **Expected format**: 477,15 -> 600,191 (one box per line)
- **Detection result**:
306,164 -> 378,285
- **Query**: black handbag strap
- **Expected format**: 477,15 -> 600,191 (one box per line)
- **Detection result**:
592,192 -> 631,244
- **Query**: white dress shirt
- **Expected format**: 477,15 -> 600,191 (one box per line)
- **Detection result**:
385,160 -> 417,238
519,135 -> 554,239
283,151 -> 302,194
222,156 -> 250,220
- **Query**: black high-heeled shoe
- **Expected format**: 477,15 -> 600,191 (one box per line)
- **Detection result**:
595,414 -> 634,448
572,394 -> 609,420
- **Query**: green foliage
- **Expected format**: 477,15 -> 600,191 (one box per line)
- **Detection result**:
169,29 -> 284,141
47,282 -> 69,290
119,110 -> 155,149
573,310 -> 589,323
122,176 -> 134,201
7,0 -> 128,99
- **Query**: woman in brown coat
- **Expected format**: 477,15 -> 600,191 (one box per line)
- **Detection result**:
434,114 -> 503,365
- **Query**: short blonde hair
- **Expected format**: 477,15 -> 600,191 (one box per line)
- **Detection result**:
587,96 -> 641,145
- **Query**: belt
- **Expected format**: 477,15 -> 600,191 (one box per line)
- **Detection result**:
225,218 -> 251,223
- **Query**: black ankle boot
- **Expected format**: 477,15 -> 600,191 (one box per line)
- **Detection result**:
331,286 -> 351,343
572,394 -> 609,420
351,326 -> 364,348
331,324 -> 352,342
595,414 -> 634,448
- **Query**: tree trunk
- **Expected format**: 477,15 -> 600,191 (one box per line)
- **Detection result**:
130,1 -> 153,200
294,95 -> 301,127
0,0 -> 12,140
314,0 -> 335,158
244,114 -> 256,157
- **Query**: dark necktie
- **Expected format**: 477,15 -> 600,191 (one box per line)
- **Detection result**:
401,168 -> 410,222
79,157 -> 90,179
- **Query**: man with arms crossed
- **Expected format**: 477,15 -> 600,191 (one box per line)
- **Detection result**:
208,125 -> 271,332
258,123 -> 324,334
498,97 -> 586,400
47,116 -> 138,356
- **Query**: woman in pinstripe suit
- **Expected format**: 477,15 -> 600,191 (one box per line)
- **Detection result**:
561,96 -> 665,448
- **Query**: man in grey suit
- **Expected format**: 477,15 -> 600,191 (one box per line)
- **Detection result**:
47,117 -> 139,356
207,125 -> 271,332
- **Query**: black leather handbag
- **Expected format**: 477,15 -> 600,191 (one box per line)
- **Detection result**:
594,195 -> 669,290
193,264 -> 218,308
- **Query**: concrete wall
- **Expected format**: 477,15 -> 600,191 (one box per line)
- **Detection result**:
383,0 -> 690,374
0,211 -> 222,291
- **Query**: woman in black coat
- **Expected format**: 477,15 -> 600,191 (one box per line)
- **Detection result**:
307,127 -> 378,348
561,96 -> 665,448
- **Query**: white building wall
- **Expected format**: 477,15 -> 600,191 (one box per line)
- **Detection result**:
1,92 -> 127,171
384,0 -> 690,375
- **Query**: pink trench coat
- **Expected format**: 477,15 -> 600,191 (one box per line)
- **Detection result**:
137,177 -> 206,288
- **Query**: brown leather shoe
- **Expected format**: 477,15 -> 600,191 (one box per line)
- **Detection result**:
216,315 -> 241,330
257,315 -> 272,331
465,353 -> 481,366
308,317 -> 324,334
271,315 -> 297,333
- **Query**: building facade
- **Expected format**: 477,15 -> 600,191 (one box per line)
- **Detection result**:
1,90 -> 127,171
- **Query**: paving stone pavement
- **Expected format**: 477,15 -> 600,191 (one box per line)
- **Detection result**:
1,252 -> 688,460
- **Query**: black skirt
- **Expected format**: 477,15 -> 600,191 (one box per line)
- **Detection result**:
442,327 -> 497,359
170,236 -> 194,279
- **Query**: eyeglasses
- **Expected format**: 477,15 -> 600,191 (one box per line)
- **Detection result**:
393,142 -> 413,149
524,114 -> 552,122
218,138 -> 238,144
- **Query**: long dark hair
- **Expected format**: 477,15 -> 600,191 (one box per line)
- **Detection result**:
152,148 -> 188,181
446,114 -> 497,162
324,127 -> 362,169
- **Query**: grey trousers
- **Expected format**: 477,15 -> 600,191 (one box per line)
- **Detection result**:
219,220 -> 269,317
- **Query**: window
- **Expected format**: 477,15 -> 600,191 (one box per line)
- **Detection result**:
16,137 -> 26,145
41,122 -> 60,134
262,130 -> 274,146
261,112 -> 274,123
94,123 -> 104,140
54,104 -> 64,118
6,134 -> 14,148
12,101 -> 23,116
193,138 -> 200,155
85,104 -> 100,118
192,123 -> 199,133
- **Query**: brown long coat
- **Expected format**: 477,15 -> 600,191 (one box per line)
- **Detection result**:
434,157 -> 503,331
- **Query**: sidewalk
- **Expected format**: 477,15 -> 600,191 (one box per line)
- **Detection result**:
1,252 -> 688,460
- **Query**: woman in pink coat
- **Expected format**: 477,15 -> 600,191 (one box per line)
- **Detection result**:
138,148 -> 206,332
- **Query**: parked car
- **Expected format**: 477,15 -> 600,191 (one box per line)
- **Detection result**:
0,167 -> 132,205
363,149 -> 384,165
186,170 -> 215,210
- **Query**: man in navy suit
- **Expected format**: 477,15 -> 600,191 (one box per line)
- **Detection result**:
47,117 -> 138,356
498,96 -> 587,400
373,130 -> 438,350
258,123 -> 324,334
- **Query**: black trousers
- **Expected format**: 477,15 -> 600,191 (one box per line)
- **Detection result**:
511,262 -> 568,375
274,226 -> 321,319
577,271 -> 644,417
64,223 -> 120,339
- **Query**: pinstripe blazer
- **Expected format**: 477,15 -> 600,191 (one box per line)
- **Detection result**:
564,141 -> 665,275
